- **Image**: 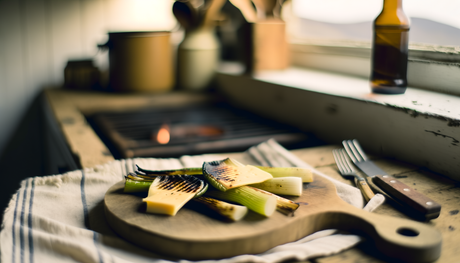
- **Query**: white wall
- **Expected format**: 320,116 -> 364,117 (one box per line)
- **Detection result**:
0,0 -> 177,155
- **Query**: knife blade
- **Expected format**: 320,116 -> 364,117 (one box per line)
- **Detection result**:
343,139 -> 441,220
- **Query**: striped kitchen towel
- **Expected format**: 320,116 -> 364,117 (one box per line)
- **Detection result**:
0,139 -> 384,263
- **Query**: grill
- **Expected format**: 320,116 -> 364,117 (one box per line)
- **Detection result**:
87,102 -> 323,159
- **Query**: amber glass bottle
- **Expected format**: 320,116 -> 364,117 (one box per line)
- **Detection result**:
370,0 -> 410,94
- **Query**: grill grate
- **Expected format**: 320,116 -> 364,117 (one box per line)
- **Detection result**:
87,103 -> 321,158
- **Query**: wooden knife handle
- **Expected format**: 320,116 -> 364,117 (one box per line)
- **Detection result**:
373,174 -> 441,217
355,177 -> 375,202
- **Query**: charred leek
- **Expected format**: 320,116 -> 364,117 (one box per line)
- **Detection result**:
205,186 -> 276,217
134,165 -> 203,180
202,158 -> 273,191
142,175 -> 207,216
255,166 -> 313,183
192,196 -> 248,221
250,177 -> 303,196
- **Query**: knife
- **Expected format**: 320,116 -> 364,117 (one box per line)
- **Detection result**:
343,139 -> 442,220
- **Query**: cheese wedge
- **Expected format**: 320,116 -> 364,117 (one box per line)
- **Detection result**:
142,175 -> 206,216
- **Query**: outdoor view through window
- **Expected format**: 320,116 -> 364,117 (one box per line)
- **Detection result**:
290,0 -> 460,47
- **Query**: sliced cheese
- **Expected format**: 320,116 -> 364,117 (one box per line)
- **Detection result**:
143,189 -> 196,216
142,175 -> 205,216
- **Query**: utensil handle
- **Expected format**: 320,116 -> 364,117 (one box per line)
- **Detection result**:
336,208 -> 442,263
373,175 -> 441,218
355,177 -> 375,202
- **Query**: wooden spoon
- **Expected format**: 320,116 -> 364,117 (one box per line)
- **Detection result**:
200,0 -> 226,29
229,0 -> 258,23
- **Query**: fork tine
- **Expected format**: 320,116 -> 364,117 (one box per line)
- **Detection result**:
339,149 -> 354,173
342,139 -> 365,162
351,139 -> 368,161
333,149 -> 353,175
342,140 -> 357,163
332,149 -> 345,174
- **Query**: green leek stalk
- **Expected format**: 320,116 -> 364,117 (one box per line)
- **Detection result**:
205,186 -> 277,217
250,177 -> 303,196
124,178 -> 152,193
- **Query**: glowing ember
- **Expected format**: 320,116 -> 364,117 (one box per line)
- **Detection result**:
156,124 -> 170,144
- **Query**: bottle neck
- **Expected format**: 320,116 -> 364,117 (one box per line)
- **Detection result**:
375,0 -> 410,27
382,0 -> 403,11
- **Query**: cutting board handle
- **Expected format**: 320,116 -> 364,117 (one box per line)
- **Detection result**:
320,208 -> 442,263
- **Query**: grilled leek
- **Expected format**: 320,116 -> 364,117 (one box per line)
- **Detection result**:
205,186 -> 277,217
134,165 -> 202,180
255,166 -> 313,183
202,158 -> 273,191
142,175 -> 207,216
192,196 -> 248,221
134,163 -> 313,183
267,190 -> 300,215
250,177 -> 303,196
124,177 -> 152,193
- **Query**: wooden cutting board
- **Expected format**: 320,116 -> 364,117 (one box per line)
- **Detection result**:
104,175 -> 442,263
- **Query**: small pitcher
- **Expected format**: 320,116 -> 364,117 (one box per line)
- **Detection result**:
177,27 -> 220,91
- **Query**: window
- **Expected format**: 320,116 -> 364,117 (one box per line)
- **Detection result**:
284,0 -> 460,96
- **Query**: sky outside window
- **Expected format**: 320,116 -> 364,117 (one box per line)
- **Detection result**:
291,0 -> 460,46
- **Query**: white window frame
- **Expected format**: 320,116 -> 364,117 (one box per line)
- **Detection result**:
282,0 -> 460,96
289,39 -> 460,96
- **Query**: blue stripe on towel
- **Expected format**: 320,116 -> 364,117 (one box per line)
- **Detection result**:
12,191 -> 20,263
80,170 -> 104,263
28,179 -> 35,263
93,233 -> 104,263
20,179 -> 29,263
80,170 -> 90,228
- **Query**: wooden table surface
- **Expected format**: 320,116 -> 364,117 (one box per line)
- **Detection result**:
288,146 -> 459,263
44,89 -> 459,262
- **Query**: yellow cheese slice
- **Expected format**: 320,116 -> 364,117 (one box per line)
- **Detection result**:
143,189 -> 196,216
142,175 -> 204,216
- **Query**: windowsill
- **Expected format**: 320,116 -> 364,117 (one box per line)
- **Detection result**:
252,67 -> 460,121
216,63 -> 460,181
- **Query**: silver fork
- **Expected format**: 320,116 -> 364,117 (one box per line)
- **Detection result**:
332,148 -> 375,202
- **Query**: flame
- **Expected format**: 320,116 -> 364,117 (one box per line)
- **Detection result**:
157,124 -> 170,144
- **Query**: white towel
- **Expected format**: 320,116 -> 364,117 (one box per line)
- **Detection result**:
0,139 -> 385,263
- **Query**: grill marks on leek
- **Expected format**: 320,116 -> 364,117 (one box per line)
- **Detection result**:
142,175 -> 207,216
202,158 -> 273,191
136,165 -> 203,176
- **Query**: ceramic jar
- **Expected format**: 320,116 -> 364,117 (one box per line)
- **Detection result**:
177,27 -> 220,91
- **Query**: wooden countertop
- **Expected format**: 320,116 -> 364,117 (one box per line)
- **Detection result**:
44,89 -> 459,262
